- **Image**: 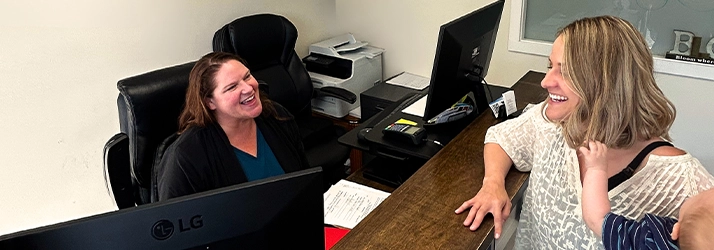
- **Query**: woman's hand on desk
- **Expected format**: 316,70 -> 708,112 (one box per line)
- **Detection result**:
454,180 -> 511,239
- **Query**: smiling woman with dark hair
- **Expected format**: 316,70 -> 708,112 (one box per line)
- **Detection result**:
156,52 -> 310,200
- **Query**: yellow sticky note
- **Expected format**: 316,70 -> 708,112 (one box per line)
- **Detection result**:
394,118 -> 417,126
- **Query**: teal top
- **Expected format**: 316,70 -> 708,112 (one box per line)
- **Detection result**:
233,127 -> 285,181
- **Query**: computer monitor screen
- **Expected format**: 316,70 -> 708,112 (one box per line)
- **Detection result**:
0,168 -> 324,249
423,0 -> 504,121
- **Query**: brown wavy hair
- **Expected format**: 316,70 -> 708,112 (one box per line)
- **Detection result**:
178,52 -> 280,133
554,16 -> 675,149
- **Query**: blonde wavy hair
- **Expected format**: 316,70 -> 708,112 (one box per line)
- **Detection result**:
555,16 -> 675,149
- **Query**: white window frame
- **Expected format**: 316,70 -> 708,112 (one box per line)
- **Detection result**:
508,0 -> 714,81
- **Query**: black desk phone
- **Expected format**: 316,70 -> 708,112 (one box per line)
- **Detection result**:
382,123 -> 426,145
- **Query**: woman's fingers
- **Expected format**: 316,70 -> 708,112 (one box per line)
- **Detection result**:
469,207 -> 488,230
458,186 -> 510,232
463,200 -> 509,232
493,200 -> 513,239
463,203 -> 478,225
455,200 -> 473,214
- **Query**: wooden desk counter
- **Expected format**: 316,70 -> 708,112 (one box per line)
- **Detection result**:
334,113 -> 527,249
334,71 -> 546,249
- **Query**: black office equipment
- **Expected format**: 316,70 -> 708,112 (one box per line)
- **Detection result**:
0,168 -> 324,249
360,80 -> 428,120
422,0 -> 505,123
357,128 -> 372,142
368,93 -> 425,128
382,123 -> 427,145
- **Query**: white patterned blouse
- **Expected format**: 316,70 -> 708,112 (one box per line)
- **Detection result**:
484,102 -> 714,249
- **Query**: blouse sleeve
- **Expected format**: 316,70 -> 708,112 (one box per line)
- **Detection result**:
484,102 -> 545,172
683,159 -> 714,198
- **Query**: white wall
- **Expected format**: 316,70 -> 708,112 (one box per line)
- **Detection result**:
336,0 -> 714,173
0,0 -> 338,236
336,0 -> 544,88
658,73 -> 714,172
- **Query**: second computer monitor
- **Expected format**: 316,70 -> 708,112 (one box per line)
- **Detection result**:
423,0 -> 504,121
0,168 -> 324,249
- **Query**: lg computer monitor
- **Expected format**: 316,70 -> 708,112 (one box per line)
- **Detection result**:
0,168 -> 324,249
423,0 -> 504,121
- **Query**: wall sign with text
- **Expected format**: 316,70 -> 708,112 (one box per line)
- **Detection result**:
666,30 -> 714,65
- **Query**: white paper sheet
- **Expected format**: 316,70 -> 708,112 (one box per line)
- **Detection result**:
386,72 -> 430,90
401,94 -> 427,118
502,90 -> 517,116
323,180 -> 390,229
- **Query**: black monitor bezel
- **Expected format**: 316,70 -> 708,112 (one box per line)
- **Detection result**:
0,168 -> 324,249
423,0 -> 504,121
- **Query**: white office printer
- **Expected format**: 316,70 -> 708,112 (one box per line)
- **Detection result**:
303,34 -> 384,118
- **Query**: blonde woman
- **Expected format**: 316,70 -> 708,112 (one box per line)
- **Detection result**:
455,16 -> 714,249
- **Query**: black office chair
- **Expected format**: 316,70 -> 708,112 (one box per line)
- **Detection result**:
103,133 -> 134,209
213,13 -> 351,186
103,61 -> 195,207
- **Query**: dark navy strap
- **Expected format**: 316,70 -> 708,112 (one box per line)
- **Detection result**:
607,141 -> 673,191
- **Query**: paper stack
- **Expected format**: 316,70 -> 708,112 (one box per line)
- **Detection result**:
323,180 -> 390,229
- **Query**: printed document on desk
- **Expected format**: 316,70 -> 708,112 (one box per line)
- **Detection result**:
323,180 -> 390,229
386,72 -> 430,90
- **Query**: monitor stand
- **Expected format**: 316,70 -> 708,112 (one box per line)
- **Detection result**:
482,82 -> 511,103
468,74 -> 491,117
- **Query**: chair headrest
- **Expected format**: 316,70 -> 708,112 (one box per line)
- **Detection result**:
117,61 -> 195,189
213,13 -> 298,70
213,13 -> 314,117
